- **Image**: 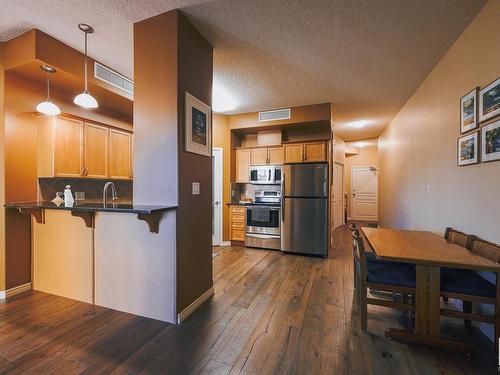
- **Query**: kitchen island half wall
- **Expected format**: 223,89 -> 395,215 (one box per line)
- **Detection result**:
5,202 -> 178,323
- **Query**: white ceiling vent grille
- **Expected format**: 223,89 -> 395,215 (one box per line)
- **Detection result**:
94,62 -> 134,95
258,108 -> 291,122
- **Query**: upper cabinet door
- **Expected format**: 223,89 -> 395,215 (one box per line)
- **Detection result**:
84,123 -> 109,178
304,141 -> 327,162
54,117 -> 84,177
284,143 -> 303,163
267,147 -> 284,165
250,148 -> 268,165
109,129 -> 133,179
236,149 -> 251,183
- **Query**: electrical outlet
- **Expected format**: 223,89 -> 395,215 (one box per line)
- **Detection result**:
192,182 -> 200,195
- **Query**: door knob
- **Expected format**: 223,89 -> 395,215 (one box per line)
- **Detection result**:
214,201 -> 219,205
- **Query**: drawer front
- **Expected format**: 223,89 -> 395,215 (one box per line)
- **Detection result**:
231,213 -> 245,222
231,221 -> 245,230
231,229 -> 245,241
231,206 -> 246,214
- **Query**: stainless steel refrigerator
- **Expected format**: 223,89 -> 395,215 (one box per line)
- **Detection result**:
281,163 -> 328,257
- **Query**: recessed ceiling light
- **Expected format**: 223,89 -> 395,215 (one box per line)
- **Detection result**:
213,82 -> 237,113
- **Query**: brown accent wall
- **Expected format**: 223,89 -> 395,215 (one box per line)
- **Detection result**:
0,42 -> 5,291
134,10 -> 213,315
379,0 -> 500,244
213,114 -> 231,241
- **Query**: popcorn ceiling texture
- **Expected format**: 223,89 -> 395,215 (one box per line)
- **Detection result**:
0,0 -> 486,141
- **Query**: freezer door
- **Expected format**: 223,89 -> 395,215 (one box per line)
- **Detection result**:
281,197 -> 328,256
283,163 -> 328,197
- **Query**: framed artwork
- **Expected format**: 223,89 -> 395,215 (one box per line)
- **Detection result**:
481,119 -> 500,163
185,92 -> 211,157
457,131 -> 479,166
460,87 -> 478,133
479,77 -> 500,123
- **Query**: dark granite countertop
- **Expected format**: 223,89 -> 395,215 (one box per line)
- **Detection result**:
5,201 -> 177,215
227,202 -> 280,208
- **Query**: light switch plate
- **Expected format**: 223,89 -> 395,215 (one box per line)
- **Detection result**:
192,182 -> 200,195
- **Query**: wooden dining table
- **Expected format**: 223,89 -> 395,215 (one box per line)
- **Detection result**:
361,227 -> 500,355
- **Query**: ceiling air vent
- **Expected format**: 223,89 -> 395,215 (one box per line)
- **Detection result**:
94,62 -> 134,95
258,108 -> 291,122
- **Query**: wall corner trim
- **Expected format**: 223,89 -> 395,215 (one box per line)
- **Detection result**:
0,282 -> 32,300
177,286 -> 214,324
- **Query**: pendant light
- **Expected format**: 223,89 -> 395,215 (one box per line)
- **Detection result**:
36,65 -> 61,116
74,23 -> 98,108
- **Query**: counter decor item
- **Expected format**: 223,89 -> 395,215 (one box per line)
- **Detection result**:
479,77 -> 500,123
185,92 -> 211,157
64,185 -> 75,207
460,87 -> 478,133
457,131 -> 479,166
481,119 -> 500,163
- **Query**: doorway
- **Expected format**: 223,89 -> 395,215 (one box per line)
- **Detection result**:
332,162 -> 344,229
351,166 -> 378,222
212,148 -> 223,246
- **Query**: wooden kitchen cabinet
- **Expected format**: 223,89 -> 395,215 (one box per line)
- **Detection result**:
267,146 -> 284,165
250,148 -> 268,165
236,149 -> 251,183
84,123 -> 109,178
54,117 -> 84,177
109,129 -> 133,179
249,146 -> 284,166
283,141 -> 327,163
230,205 -> 246,242
37,115 -> 133,180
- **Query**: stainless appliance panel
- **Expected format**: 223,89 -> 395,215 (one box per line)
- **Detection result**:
283,163 -> 328,197
247,225 -> 281,236
281,197 -> 327,256
245,233 -> 281,250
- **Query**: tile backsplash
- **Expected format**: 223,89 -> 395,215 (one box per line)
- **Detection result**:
232,183 -> 281,202
38,178 -> 133,203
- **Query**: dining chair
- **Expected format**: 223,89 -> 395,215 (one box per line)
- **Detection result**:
441,227 -> 475,325
440,236 -> 500,345
352,232 -> 416,331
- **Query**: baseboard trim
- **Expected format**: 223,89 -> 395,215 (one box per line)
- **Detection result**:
177,286 -> 214,324
220,241 -> 231,246
0,282 -> 32,300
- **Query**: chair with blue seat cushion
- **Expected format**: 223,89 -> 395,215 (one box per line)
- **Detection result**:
352,232 -> 416,331
440,236 -> 500,347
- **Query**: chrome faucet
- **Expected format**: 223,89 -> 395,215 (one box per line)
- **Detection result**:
103,181 -> 118,205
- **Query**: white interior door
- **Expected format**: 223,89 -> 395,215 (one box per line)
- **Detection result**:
351,166 -> 378,222
212,148 -> 223,246
332,163 -> 344,229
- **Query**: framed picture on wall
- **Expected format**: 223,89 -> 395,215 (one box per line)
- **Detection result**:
185,92 -> 212,157
479,77 -> 500,123
457,131 -> 479,166
481,119 -> 500,163
460,87 -> 478,133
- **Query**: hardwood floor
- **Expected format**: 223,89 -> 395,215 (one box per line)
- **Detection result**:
0,225 -> 496,374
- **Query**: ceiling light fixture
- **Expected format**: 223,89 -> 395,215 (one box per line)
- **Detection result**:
350,120 -> 370,129
36,65 -> 61,116
74,23 -> 98,109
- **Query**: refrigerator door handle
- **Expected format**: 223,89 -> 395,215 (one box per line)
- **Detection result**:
281,173 -> 285,221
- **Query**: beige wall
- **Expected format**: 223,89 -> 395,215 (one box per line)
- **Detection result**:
333,135 -> 346,164
345,140 -> 379,219
213,114 -> 231,241
379,0 -> 500,244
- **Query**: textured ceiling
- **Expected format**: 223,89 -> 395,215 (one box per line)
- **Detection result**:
0,0 -> 486,140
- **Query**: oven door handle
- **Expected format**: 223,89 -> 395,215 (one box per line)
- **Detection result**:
246,233 -> 281,240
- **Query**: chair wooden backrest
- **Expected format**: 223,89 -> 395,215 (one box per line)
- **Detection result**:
352,232 -> 366,278
469,236 -> 500,264
349,223 -> 357,232
444,227 -> 472,248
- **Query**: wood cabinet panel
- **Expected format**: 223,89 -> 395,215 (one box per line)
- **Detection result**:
84,123 -> 109,178
268,147 -> 284,165
236,149 -> 251,183
231,229 -> 245,241
284,143 -> 303,163
230,205 -> 246,241
250,148 -> 268,165
109,129 -> 133,179
304,141 -> 326,162
54,117 -> 84,177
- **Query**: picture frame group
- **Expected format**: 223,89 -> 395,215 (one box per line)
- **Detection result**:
458,77 -> 500,166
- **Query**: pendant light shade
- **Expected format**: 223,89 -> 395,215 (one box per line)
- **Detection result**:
74,23 -> 98,109
36,65 -> 61,116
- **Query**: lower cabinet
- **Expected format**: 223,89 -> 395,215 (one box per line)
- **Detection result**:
230,205 -> 246,242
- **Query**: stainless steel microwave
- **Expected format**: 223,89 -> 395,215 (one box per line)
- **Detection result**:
249,166 -> 282,185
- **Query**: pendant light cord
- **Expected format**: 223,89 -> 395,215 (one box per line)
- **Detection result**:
46,71 -> 50,100
84,31 -> 88,92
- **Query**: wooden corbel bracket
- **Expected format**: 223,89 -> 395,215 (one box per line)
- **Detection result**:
18,208 -> 45,224
137,212 -> 163,233
71,211 -> 95,228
